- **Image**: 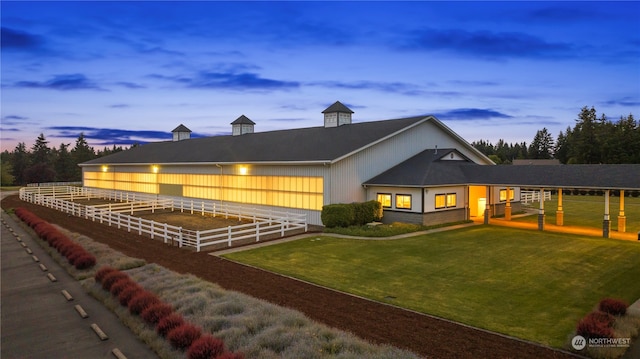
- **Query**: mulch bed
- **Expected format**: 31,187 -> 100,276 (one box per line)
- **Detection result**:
2,195 -> 579,359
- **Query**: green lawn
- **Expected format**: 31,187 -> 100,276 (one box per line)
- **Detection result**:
517,194 -> 640,234
223,226 -> 640,348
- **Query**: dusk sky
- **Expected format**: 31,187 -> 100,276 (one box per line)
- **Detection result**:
1,1 -> 639,153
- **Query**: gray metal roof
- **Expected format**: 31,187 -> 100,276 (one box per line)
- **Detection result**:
364,149 -> 477,187
82,116 -> 428,165
322,101 -> 354,114
231,115 -> 255,125
171,124 -> 191,133
364,149 -> 640,190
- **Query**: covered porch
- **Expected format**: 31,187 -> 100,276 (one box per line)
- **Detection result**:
470,164 -> 640,239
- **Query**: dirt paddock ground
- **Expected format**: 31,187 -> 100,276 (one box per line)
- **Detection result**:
1,195 -> 579,359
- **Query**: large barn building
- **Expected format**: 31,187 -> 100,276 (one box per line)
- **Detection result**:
82,101 -> 640,233
81,101 -> 515,226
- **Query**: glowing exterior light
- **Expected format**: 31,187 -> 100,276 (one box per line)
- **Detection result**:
101,165 -> 108,172
239,166 -> 248,175
152,165 -> 159,173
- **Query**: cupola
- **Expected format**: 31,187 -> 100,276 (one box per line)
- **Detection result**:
322,101 -> 354,128
231,115 -> 255,136
171,124 -> 192,141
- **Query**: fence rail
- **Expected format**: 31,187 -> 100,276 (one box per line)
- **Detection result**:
19,186 -> 307,252
520,190 -> 552,204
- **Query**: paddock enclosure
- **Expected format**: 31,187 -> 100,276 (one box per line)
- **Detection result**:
19,186 -> 307,251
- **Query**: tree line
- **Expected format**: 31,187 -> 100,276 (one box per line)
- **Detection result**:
472,106 -> 639,164
1,133 -> 126,186
1,106 -> 638,186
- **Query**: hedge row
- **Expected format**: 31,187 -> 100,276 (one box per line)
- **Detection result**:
95,266 -> 244,359
576,297 -> 628,339
14,207 -> 96,270
321,200 -> 382,228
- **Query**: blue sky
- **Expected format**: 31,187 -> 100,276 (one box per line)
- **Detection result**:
1,1 -> 639,152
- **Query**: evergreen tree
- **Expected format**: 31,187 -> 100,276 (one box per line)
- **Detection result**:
26,133 -> 55,184
572,106 -> 599,163
31,133 -> 51,165
10,143 -> 29,185
71,133 -> 96,180
53,143 -> 75,181
528,128 -> 554,159
0,152 -> 15,185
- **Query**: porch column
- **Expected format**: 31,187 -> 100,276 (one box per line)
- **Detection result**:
505,187 -> 512,221
618,190 -> 626,233
538,188 -> 545,231
484,186 -> 491,224
556,188 -> 564,226
603,189 -> 610,238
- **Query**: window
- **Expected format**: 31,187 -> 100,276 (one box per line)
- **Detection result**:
500,189 -> 515,201
435,193 -> 457,209
396,194 -> 412,209
377,193 -> 392,208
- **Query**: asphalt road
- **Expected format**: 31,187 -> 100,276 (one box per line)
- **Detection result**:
1,209 -> 158,359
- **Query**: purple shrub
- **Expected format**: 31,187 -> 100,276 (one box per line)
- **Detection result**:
599,298 -> 628,316
187,335 -> 226,359
128,291 -> 161,315
141,302 -> 174,326
157,313 -> 185,337
167,323 -> 202,350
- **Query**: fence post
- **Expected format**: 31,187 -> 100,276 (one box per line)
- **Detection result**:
178,227 -> 183,248
228,226 -> 232,247
256,222 -> 260,242
163,223 -> 168,244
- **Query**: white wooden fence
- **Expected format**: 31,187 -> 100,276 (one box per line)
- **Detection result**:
19,186 -> 307,252
520,190 -> 552,204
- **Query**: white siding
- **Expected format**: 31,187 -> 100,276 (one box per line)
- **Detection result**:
329,120 -> 486,204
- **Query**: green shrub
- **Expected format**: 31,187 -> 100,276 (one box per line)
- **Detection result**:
354,200 -> 382,225
322,201 -> 382,228
321,204 -> 354,228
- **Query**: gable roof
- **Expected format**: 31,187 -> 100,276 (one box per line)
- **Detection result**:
231,115 -> 255,125
82,116 -> 431,165
171,124 -> 191,133
364,149 -> 478,187
322,101 -> 353,114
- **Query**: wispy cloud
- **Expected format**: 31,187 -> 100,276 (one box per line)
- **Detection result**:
1,27 -> 43,51
47,126 -> 207,146
115,81 -> 146,89
2,115 -> 28,121
1,115 -> 40,127
434,108 -> 514,121
603,97 -> 640,107
150,71 -> 299,91
47,126 -> 170,145
310,80 -> 425,96
108,104 -> 130,108
13,74 -> 106,91
402,28 -> 574,60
